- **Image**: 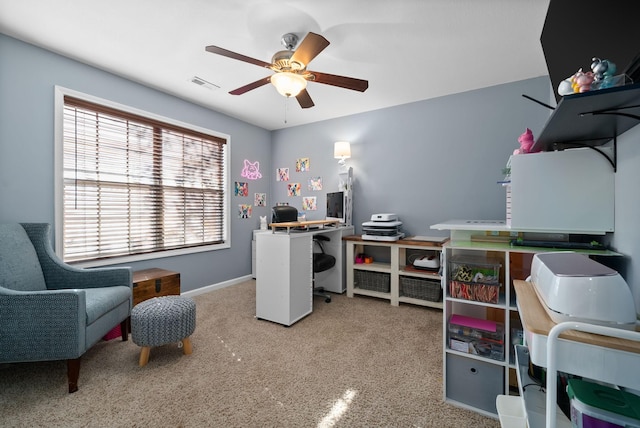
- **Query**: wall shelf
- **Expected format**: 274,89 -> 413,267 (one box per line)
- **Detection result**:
531,82 -> 640,172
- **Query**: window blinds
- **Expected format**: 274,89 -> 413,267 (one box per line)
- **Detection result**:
63,96 -> 227,262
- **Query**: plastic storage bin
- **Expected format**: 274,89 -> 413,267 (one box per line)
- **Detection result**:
448,255 -> 501,303
496,395 -> 527,428
448,314 -> 505,361
567,379 -> 640,428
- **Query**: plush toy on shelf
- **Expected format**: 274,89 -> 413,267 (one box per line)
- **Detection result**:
558,68 -> 594,95
513,128 -> 536,155
557,58 -> 618,96
591,57 -> 616,82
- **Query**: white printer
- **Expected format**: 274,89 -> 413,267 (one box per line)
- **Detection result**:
362,213 -> 405,241
529,252 -> 637,330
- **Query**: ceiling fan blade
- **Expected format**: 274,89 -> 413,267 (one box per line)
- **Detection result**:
310,71 -> 369,92
295,89 -> 315,109
290,32 -> 330,66
205,45 -> 272,68
229,76 -> 272,95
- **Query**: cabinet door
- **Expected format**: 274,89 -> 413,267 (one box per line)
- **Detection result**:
446,354 -> 504,414
510,148 -> 614,233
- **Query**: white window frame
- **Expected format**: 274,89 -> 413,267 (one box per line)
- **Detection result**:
54,86 -> 230,267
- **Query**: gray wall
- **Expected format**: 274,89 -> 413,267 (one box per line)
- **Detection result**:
0,34 -> 272,292
271,77 -> 552,237
611,124 -> 640,313
4,32 -> 639,315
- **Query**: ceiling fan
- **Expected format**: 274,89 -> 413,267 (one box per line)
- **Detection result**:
205,32 -> 368,109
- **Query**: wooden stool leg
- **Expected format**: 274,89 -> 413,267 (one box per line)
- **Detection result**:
182,337 -> 192,355
139,346 -> 151,367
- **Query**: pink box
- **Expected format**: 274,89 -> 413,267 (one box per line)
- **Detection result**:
102,325 -> 122,341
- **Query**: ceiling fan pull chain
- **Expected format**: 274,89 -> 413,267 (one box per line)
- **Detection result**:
284,97 -> 289,124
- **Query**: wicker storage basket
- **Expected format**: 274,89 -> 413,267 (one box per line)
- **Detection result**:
400,276 -> 442,301
354,270 -> 390,293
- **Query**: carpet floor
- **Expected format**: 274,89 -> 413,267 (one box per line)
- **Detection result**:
0,280 -> 500,427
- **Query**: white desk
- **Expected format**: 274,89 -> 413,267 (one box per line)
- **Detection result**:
255,225 -> 353,326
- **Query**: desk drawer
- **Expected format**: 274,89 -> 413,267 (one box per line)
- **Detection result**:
132,268 -> 180,305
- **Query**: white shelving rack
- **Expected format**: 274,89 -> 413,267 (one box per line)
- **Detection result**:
431,220 -> 623,418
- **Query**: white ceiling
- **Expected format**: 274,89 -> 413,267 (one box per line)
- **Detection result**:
0,0 -> 551,131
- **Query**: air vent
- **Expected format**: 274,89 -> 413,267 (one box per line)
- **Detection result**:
190,76 -> 219,90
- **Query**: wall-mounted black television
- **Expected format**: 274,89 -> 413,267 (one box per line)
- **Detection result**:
326,191 -> 345,223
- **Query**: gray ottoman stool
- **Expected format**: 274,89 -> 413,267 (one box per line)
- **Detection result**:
131,296 -> 196,367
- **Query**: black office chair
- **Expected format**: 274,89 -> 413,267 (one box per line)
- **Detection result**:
313,235 -> 336,303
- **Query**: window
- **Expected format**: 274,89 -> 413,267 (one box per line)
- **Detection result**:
56,89 -> 229,264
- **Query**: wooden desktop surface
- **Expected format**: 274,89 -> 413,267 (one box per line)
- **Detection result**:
269,219 -> 341,228
514,279 -> 640,354
342,235 -> 448,248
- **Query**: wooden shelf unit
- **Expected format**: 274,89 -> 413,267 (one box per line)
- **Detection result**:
343,235 -> 446,309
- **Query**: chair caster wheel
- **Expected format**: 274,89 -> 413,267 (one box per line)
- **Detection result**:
325,297 -> 331,303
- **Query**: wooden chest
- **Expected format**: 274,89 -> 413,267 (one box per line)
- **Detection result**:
132,268 -> 180,306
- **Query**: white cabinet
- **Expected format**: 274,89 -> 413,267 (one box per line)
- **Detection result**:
255,226 -> 353,326
509,148 -> 614,233
432,220 -> 622,418
441,243 -> 520,417
256,232 -> 313,326
251,230 -> 270,279
344,236 -> 444,309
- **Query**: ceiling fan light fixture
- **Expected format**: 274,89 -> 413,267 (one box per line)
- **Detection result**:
271,72 -> 307,97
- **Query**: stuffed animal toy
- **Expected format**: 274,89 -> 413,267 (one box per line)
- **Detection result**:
572,68 -> 595,93
558,68 -> 595,96
591,57 -> 616,81
514,128 -> 535,155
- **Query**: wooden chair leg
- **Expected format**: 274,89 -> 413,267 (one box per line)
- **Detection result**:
182,337 -> 192,355
67,358 -> 81,393
139,346 -> 151,367
120,319 -> 129,341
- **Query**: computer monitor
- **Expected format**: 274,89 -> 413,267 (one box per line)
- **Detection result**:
326,191 -> 345,223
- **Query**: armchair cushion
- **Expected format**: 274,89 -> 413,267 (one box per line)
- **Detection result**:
84,286 -> 132,324
0,224 -> 46,291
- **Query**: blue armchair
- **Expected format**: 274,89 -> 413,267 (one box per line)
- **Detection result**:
0,223 -> 132,392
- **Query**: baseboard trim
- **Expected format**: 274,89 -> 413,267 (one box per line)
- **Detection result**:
181,274 -> 253,298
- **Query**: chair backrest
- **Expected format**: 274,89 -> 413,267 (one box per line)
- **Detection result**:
313,234 -> 330,253
0,224 -> 47,291
313,235 -> 336,273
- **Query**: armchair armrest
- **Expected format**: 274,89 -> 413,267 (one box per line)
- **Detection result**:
0,287 -> 86,362
20,223 -> 132,290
